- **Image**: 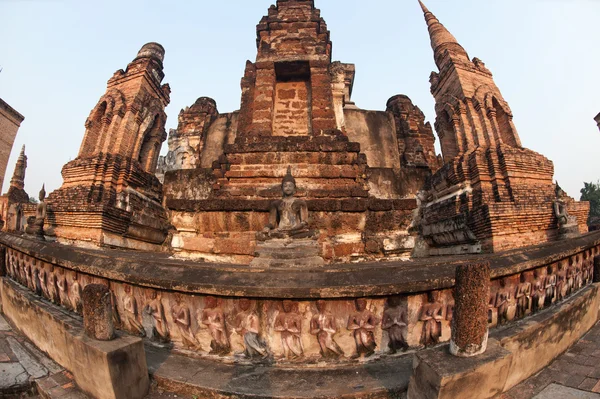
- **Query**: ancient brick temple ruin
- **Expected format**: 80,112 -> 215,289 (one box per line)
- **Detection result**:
0,1 -> 597,399
46,43 -> 171,250
152,0 -> 589,263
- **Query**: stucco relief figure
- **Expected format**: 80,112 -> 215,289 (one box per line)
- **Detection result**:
56,269 -> 70,309
566,261 -> 575,296
39,268 -> 50,299
200,296 -> 230,355
544,266 -> 557,307
145,291 -> 170,343
347,298 -> 379,358
257,167 -> 315,240
382,296 -> 408,354
310,300 -> 344,359
556,263 -> 568,301
515,274 -> 532,319
123,285 -> 145,337
233,298 -> 269,360
110,290 -> 121,329
494,278 -> 516,325
46,268 -> 60,304
23,262 -> 33,291
70,274 -> 83,314
584,258 -> 593,285
420,292 -> 444,346
274,300 -> 303,360
575,264 -> 584,291
532,269 -> 546,313
32,267 -> 43,296
171,294 -> 200,350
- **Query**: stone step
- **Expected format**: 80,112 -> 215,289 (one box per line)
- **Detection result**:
254,250 -> 321,260
146,344 -> 411,399
250,256 -> 325,268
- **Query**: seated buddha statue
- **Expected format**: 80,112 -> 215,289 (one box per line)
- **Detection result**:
257,167 -> 316,241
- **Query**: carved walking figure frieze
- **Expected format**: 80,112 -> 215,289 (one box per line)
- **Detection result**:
544,266 -> 557,307
46,267 -> 60,304
274,300 -> 303,360
123,285 -> 145,337
23,261 -> 33,291
531,268 -> 546,313
32,267 -> 43,296
200,296 -> 230,355
310,300 -> 344,359
145,290 -> 170,343
233,299 -> 269,360
496,278 -> 517,325
171,294 -> 200,350
515,273 -> 532,319
555,263 -> 567,302
347,298 -> 379,358
575,262 -> 584,291
56,269 -> 71,309
70,274 -> 83,314
420,292 -> 444,346
382,296 -> 409,354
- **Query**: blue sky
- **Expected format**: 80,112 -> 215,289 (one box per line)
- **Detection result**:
1,0 -> 599,199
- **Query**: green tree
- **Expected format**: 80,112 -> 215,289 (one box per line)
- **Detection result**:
580,181 -> 600,221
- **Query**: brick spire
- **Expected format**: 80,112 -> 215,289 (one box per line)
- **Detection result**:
418,0 -> 469,69
9,145 -> 26,191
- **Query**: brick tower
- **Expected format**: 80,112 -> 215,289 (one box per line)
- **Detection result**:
417,1 -> 588,254
47,43 -> 171,250
208,0 -> 368,202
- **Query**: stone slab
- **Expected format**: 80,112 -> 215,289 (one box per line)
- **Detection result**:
7,336 -> 48,379
407,339 -> 511,399
0,315 -> 11,331
0,230 -> 599,298
147,344 -> 412,399
0,362 -> 29,391
0,278 -> 149,399
533,383 -> 600,399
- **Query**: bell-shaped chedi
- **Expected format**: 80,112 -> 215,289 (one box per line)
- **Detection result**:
0,145 -> 32,232
417,1 -> 589,254
47,43 -> 171,250
6,145 -> 29,204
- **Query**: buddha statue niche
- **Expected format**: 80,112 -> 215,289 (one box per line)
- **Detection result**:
257,167 -> 316,241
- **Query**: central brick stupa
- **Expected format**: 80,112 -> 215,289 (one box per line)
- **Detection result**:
163,0 -> 438,263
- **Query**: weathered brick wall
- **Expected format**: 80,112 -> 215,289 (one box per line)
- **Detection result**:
0,99 -> 24,193
273,81 -> 311,136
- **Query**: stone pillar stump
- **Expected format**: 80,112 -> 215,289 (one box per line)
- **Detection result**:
83,284 -> 115,341
450,261 -> 490,357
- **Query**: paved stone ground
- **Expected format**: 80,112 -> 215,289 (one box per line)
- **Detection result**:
0,314 -> 88,398
501,321 -> 600,399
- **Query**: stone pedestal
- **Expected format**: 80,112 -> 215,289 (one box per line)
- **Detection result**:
558,220 -> 580,240
450,262 -> 490,357
1,278 -> 149,399
250,238 -> 325,268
